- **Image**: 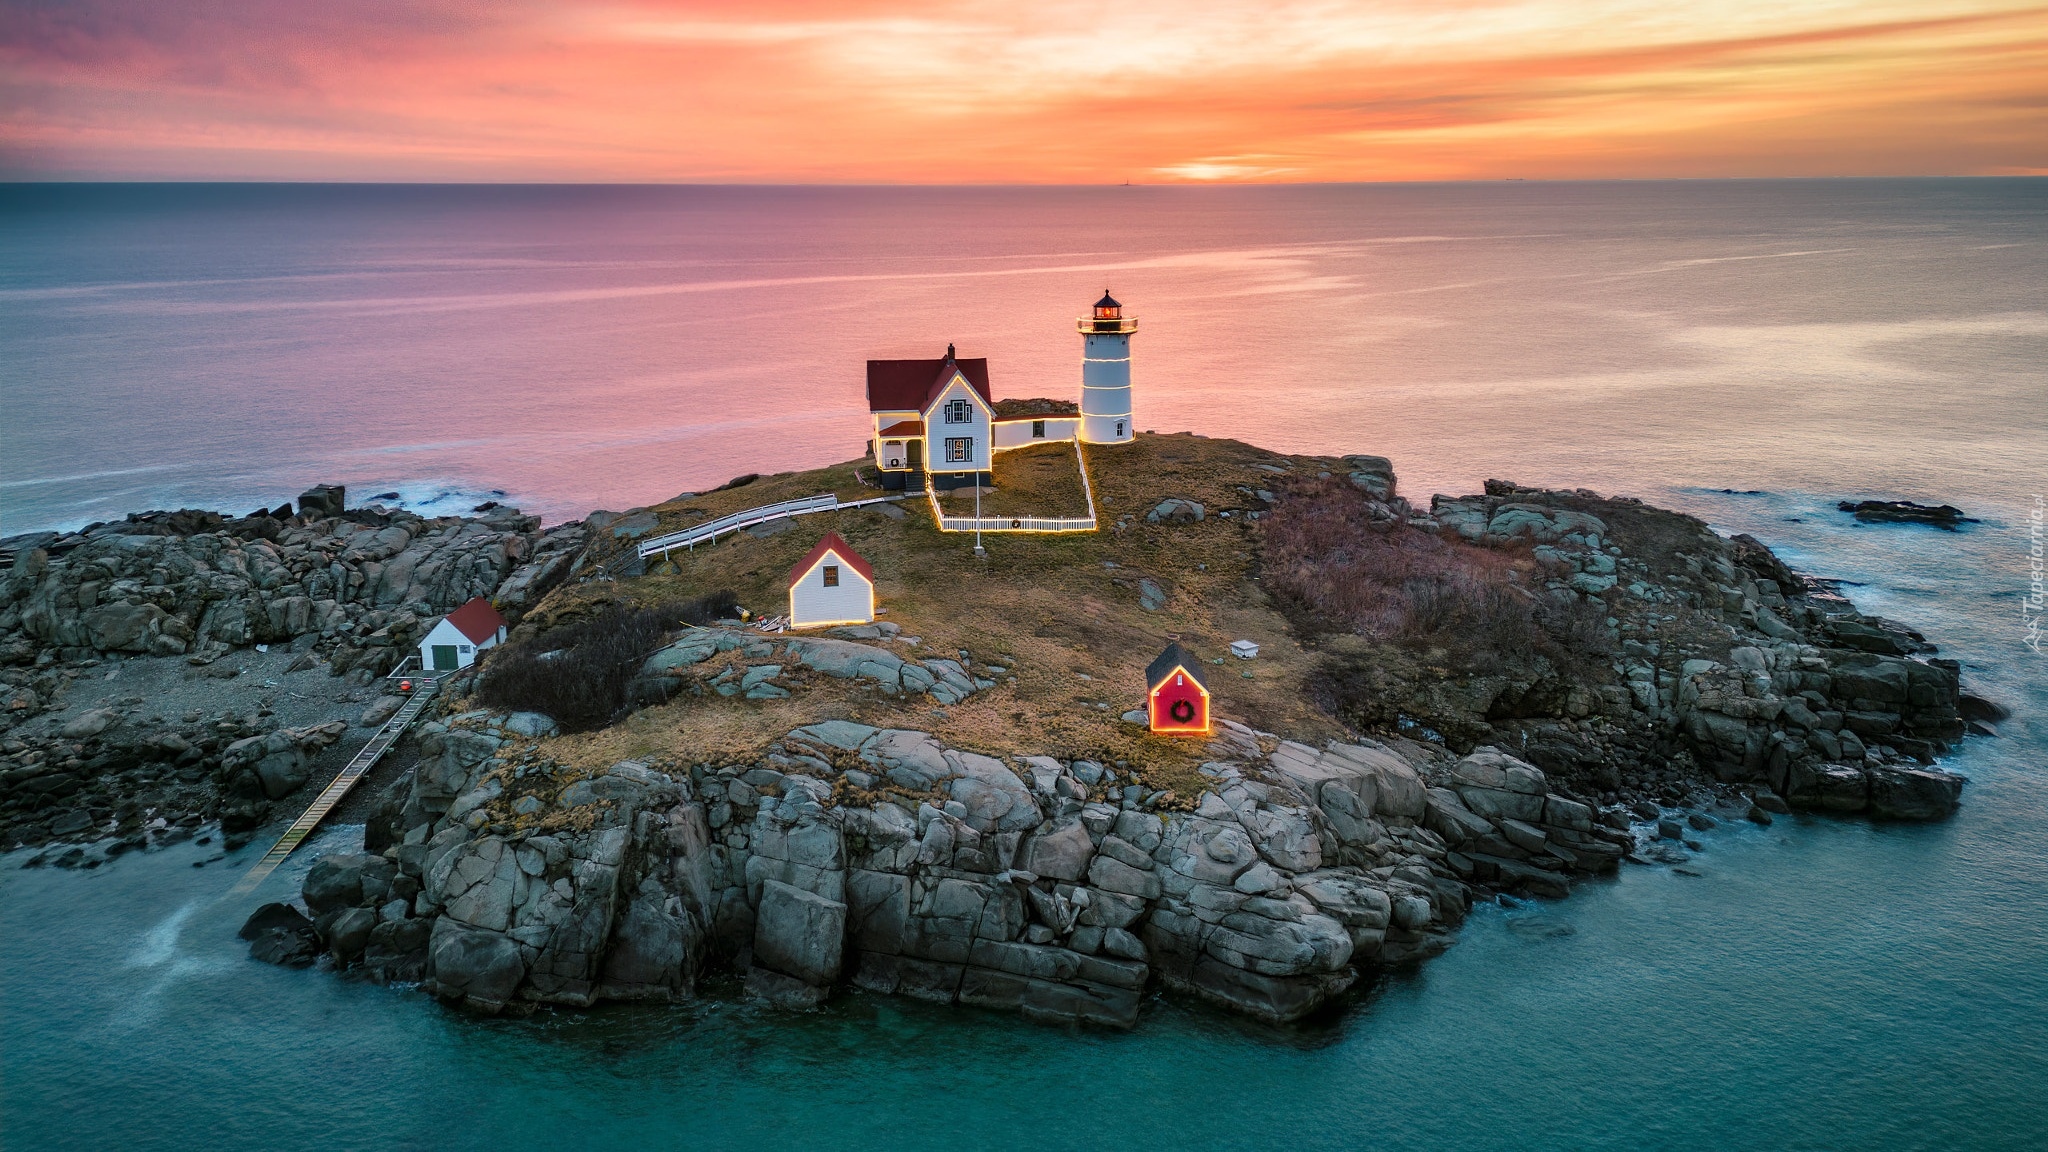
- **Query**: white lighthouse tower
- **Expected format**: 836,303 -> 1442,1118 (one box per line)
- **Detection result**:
1078,290 -> 1136,444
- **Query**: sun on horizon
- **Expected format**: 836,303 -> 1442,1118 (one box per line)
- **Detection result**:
2,0 -> 2045,183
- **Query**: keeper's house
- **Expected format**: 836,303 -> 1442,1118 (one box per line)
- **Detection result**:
868,345 -> 1082,492
1146,642 -> 1211,735
417,596 -> 507,672
787,532 -> 876,628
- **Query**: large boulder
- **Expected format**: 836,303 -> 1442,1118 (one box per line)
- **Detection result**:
223,729 -> 317,800
82,600 -> 168,652
240,903 -> 319,968
599,880 -> 695,999
425,918 -> 528,1011
1146,498 -> 1206,524
297,484 -> 346,518
1866,765 -> 1965,820
1021,818 -> 1095,881
327,908 -> 377,963
752,879 -> 847,990
302,853 -> 396,916
947,753 -> 1038,833
1447,748 -> 1547,823
1343,455 -> 1396,499
1186,957 -> 1354,1025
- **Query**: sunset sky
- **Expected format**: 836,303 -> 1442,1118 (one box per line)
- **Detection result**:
4,0 -> 2045,182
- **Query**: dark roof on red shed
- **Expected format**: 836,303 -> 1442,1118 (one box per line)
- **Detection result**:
867,355 -> 991,413
443,596 -> 506,645
787,531 -> 875,589
1146,642 -> 1207,691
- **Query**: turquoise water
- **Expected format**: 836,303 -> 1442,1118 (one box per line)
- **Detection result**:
3,181 -> 2046,1149
4,717 -> 2041,1151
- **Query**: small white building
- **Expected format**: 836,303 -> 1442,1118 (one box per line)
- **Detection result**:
418,596 -> 507,672
787,531 -> 876,628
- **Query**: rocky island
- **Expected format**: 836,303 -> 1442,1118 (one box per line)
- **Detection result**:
0,434 -> 1985,1027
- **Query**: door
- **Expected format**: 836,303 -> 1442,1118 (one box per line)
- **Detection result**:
432,644 -> 460,670
907,439 -> 923,469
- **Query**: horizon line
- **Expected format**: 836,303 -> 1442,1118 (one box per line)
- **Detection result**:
4,174 -> 2045,189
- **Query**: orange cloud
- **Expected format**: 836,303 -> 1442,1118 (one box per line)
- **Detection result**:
2,1 -> 2043,180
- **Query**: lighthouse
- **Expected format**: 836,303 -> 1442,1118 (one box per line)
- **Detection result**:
1078,290 -> 1136,444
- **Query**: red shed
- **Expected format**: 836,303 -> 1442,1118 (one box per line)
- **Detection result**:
1146,642 -> 1211,735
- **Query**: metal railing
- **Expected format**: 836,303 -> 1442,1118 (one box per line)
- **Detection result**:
1077,317 -> 1138,334
637,492 -> 904,560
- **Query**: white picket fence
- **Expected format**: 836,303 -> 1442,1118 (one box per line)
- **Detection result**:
638,492 -> 903,560
924,441 -> 1099,534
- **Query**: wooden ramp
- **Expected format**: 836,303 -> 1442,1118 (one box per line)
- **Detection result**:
230,678 -> 438,896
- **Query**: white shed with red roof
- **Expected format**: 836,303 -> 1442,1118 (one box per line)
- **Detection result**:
787,532 -> 875,628
417,596 -> 507,672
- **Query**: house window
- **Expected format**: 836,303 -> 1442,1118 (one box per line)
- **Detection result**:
822,564 -> 840,588
945,398 -> 971,424
1031,420 -> 1045,438
945,437 -> 973,463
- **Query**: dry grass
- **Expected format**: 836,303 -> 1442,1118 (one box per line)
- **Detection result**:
934,441 -> 1092,519
524,433 -> 1374,781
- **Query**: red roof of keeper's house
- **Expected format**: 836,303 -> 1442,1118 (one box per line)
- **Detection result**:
867,354 -> 992,413
787,531 -> 875,589
877,419 -> 924,438
444,596 -> 507,644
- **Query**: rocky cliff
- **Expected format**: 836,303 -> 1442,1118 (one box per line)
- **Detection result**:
1310,479 -> 1973,822
258,696 -> 1639,1026
0,488 -> 587,847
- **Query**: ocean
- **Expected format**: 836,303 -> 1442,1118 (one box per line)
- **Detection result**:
1,180 -> 2044,1150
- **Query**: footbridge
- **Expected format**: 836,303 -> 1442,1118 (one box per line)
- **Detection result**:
230,666 -> 440,895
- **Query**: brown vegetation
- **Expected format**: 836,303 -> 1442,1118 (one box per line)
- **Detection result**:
1260,477 -> 1609,673
477,591 -> 736,730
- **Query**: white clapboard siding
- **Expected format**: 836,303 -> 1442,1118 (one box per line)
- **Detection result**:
789,557 -> 874,627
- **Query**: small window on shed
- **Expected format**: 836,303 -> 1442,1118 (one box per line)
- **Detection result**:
1032,420 -> 1046,438
822,564 -> 840,588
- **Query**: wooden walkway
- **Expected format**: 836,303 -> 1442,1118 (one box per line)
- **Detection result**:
230,678 -> 439,896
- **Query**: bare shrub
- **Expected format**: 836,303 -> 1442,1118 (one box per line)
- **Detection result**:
1260,478 -> 1608,672
476,590 -> 737,730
